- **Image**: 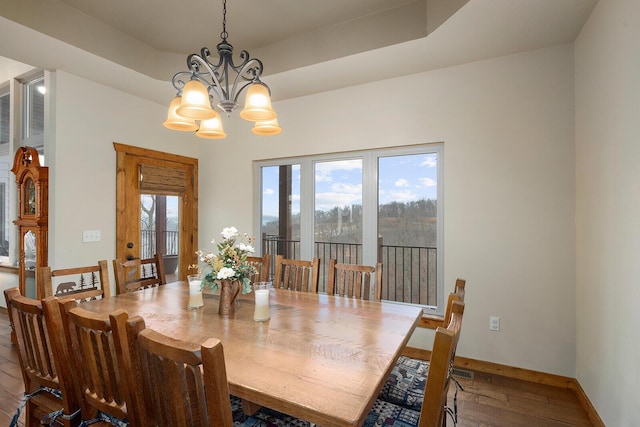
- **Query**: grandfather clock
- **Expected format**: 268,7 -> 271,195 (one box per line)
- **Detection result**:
12,146 -> 48,299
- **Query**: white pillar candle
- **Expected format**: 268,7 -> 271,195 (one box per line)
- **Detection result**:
253,287 -> 270,321
188,278 -> 204,309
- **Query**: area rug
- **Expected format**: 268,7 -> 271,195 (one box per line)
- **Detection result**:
231,395 -> 311,427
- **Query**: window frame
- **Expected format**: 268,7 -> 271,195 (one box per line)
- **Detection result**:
21,73 -> 45,150
254,143 -> 444,314
0,87 -> 10,264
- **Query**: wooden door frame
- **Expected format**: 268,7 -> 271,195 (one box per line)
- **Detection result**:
114,142 -> 198,281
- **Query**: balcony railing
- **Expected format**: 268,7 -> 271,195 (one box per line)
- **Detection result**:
262,234 -> 437,306
141,231 -> 437,306
141,230 -> 179,259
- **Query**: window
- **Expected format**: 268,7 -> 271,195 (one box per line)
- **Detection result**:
256,144 -> 444,313
378,153 -> 440,306
22,74 -> 45,150
0,88 -> 11,261
0,89 -> 9,146
260,164 -> 301,257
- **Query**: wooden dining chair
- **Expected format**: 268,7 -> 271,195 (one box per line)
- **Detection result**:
59,299 -> 145,426
379,297 -> 465,413
115,312 -> 311,427
273,255 -> 320,293
39,260 -> 111,301
113,253 -> 167,294
3,288 -> 82,427
367,301 -> 465,427
326,259 -> 383,301
112,312 -> 233,426
246,254 -> 271,283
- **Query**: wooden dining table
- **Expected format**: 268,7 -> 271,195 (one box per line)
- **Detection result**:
79,282 -> 423,427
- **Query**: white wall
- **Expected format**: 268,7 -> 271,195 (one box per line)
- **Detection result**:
0,56 -> 32,82
575,0 -> 640,425
46,70 -> 197,296
199,44 -> 577,376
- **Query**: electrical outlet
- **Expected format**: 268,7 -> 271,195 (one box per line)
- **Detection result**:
82,230 -> 101,243
489,316 -> 500,331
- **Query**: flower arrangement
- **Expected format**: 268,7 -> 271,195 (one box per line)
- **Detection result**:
196,227 -> 257,294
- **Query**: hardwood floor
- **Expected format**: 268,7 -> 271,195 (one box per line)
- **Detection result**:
0,311 -> 592,427
0,310 -> 24,426
452,370 -> 593,426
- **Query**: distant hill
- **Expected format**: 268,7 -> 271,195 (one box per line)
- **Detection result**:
261,199 -> 436,247
262,215 -> 278,226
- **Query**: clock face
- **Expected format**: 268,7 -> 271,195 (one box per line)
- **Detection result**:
24,178 -> 36,215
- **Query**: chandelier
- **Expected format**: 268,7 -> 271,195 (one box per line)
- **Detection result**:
163,0 -> 281,138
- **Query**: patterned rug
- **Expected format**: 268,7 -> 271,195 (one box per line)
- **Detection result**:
231,395 -> 310,427
363,398 -> 421,427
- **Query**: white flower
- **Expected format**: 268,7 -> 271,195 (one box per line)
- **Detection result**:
217,267 -> 236,280
236,243 -> 255,253
196,250 -> 211,262
221,227 -> 238,240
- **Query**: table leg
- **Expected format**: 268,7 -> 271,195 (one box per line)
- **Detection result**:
241,398 -> 262,416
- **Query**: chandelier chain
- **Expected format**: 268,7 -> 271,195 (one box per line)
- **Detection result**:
220,0 -> 228,41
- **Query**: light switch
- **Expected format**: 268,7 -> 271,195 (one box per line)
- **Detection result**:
83,230 -> 101,243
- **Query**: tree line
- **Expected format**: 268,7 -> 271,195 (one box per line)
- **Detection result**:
263,198 -> 437,248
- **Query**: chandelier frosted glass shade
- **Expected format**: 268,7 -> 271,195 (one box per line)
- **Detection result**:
252,118 -> 282,136
175,80 -> 216,120
240,83 -> 277,122
163,97 -> 199,131
195,111 -> 227,139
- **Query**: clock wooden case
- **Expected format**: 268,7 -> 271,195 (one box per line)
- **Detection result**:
12,146 -> 48,299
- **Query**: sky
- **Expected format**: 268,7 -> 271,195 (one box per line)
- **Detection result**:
261,153 -> 437,219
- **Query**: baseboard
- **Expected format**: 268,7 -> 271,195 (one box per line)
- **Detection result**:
403,346 -> 605,427
569,377 -> 606,427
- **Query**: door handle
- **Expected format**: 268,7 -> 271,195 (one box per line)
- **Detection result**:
126,242 -> 135,260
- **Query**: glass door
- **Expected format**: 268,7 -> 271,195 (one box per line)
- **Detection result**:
259,164 -> 301,279
313,159 -> 363,292
141,194 -> 181,282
